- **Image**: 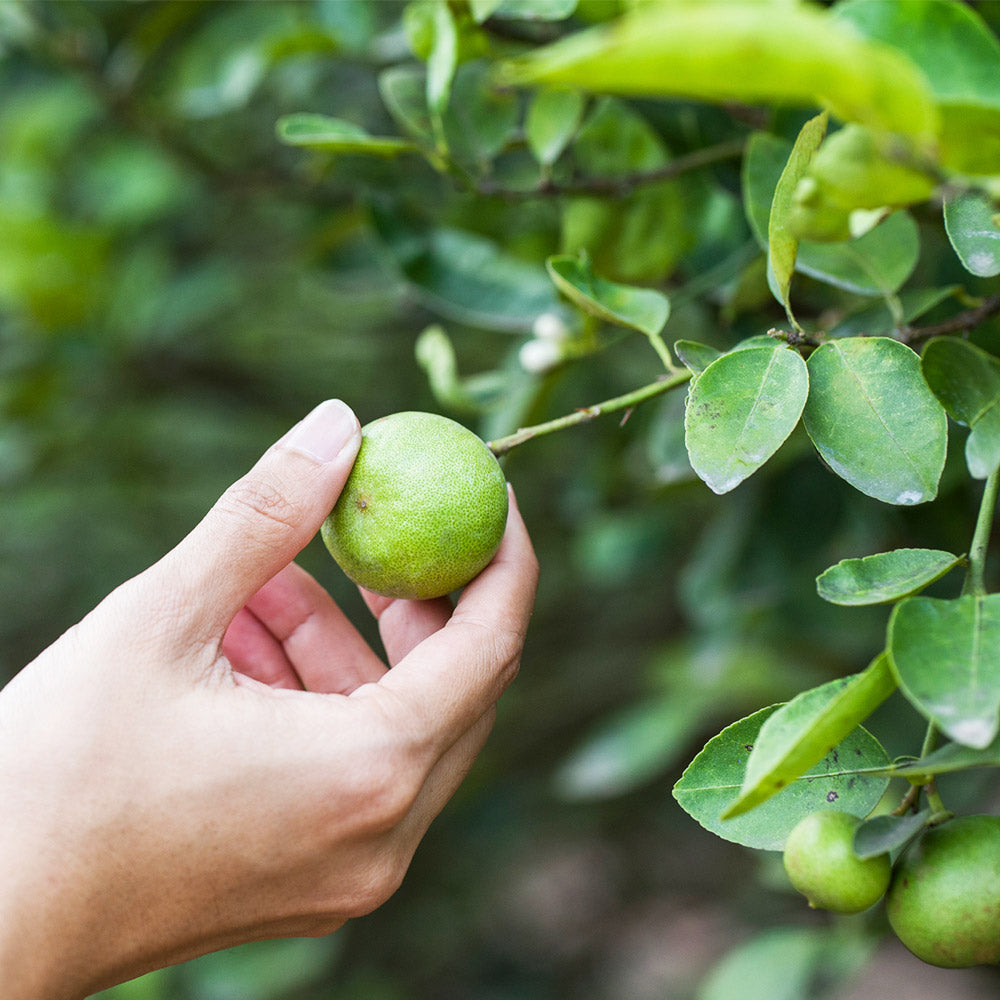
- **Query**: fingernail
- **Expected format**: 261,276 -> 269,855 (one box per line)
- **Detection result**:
283,399 -> 360,463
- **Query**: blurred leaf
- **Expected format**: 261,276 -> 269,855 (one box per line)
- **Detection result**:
546,253 -> 669,336
816,548 -> 963,606
744,133 -> 920,296
644,389 -> 696,485
474,0 -> 578,20
525,88 -> 585,167
943,190 -> 1000,278
685,345 -> 808,495
673,339 -> 721,376
889,594 -> 1000,749
373,209 -> 559,331
500,3 -> 938,142
892,733 -> 1000,777
276,113 -> 417,156
768,111 -> 827,324
673,706 -> 890,851
724,656 -> 896,818
697,926 -> 874,1000
853,810 -> 932,860
443,61 -> 520,166
378,65 -> 434,141
316,0 -> 377,53
426,0 -> 458,136
415,325 -> 508,412
803,337 -> 947,505
554,693 -> 710,800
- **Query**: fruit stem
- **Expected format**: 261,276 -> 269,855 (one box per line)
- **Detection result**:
487,368 -> 693,456
962,465 -> 1000,597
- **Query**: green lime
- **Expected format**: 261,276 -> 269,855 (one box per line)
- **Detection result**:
887,815 -> 1000,968
321,411 -> 508,600
782,810 -> 890,914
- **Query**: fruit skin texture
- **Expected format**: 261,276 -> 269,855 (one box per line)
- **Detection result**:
782,810 -> 891,914
886,815 -> 1000,968
321,411 -> 508,600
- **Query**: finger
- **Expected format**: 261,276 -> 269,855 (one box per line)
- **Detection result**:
222,608 -> 303,690
374,487 -> 538,748
361,590 -> 453,667
247,564 -> 386,693
141,400 -> 362,647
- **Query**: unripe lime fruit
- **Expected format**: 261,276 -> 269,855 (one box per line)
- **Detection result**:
321,411 -> 508,600
886,815 -> 1000,968
782,810 -> 890,913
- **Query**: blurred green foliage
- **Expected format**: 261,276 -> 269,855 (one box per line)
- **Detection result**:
2,0 -> 1000,997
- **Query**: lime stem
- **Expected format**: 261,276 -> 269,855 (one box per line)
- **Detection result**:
962,465 -> 1000,597
487,368 -> 692,456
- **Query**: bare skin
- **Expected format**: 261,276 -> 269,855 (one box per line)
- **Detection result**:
0,400 -> 538,1000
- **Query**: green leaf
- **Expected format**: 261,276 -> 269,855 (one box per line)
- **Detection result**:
889,594 -> 1000,749
893,733 -> 1000,778
944,190 -> 1000,279
475,0 -> 578,22
672,706 -> 890,851
803,337 -> 947,505
372,210 -> 559,331
546,254 -> 669,336
415,325 -> 507,413
723,656 -> 896,818
831,286 -> 960,338
525,88 -> 585,167
853,810 -> 933,861
674,339 -> 722,376
274,113 -> 417,157
834,0 -> 1000,110
426,0 -> 458,139
378,65 -> 433,141
816,548 -> 963,606
499,3 -> 938,142
685,345 -> 809,495
768,111 -> 828,325
743,133 -> 920,297
921,337 -> 1000,479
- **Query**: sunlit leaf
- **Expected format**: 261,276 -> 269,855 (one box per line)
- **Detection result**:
685,345 -> 808,495
546,254 -> 669,336
803,337 -> 947,504
672,706 -> 890,851
768,111 -> 827,324
816,548 -> 963,606
500,2 -> 938,141
944,190 -> 1000,279
724,656 -> 896,818
275,113 -> 417,156
889,594 -> 1000,749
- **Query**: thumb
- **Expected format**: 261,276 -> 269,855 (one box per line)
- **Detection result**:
147,399 -> 361,642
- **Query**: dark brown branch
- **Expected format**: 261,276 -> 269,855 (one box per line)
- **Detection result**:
897,294 -> 1000,345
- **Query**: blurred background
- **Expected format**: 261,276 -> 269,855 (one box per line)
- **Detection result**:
3,1 -> 1000,997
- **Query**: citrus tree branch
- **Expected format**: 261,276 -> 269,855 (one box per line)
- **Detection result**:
488,368 -> 692,455
897,293 -> 1000,345
961,464 -> 1000,597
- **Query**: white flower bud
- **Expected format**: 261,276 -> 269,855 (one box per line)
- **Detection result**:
532,311 -> 571,342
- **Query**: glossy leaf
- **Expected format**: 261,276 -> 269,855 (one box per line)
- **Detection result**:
546,254 -> 669,336
944,190 -> 1000,279
922,337 -> 1000,478
525,88 -> 585,167
275,114 -> 417,157
674,340 -> 722,376
685,345 -> 808,495
672,706 -> 890,851
816,548 -> 963,606
743,133 -> 920,297
803,337 -> 947,504
500,3 -> 938,142
768,112 -> 827,324
853,810 -> 933,860
724,656 -> 896,818
889,594 -> 1000,748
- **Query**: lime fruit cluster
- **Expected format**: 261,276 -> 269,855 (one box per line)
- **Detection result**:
782,810 -> 891,914
322,411 -> 508,600
886,815 -> 1000,968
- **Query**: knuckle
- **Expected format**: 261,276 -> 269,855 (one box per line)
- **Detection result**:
218,474 -> 307,538
342,852 -> 410,918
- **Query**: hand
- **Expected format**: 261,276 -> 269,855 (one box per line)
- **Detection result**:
0,400 -> 538,1000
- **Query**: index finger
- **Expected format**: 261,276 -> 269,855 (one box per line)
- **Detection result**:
370,487 -> 538,748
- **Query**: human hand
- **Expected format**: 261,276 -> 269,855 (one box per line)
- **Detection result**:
0,400 -> 538,1000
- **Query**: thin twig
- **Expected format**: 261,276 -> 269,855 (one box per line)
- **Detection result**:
897,293 -> 1000,345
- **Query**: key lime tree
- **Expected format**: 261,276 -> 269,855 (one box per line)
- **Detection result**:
278,0 -> 1000,977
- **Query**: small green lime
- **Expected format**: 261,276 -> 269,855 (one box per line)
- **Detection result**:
782,810 -> 890,914
886,815 -> 1000,968
321,411 -> 508,600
